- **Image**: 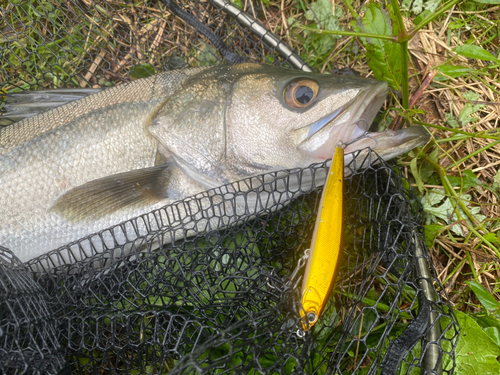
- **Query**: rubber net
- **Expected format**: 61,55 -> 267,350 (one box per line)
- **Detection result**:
0,1 -> 458,374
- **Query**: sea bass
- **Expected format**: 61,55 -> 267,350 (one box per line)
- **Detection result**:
0,63 -> 429,263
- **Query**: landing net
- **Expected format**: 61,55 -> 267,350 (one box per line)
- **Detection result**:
0,1 -> 458,374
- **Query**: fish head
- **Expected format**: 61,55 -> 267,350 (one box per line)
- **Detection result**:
151,64 -> 429,188
224,64 -> 390,171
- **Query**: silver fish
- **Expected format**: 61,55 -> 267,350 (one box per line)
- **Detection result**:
0,63 -> 429,263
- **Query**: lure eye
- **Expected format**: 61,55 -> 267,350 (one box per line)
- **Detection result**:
307,311 -> 318,324
284,80 -> 319,108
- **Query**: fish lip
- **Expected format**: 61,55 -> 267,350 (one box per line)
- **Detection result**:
346,125 -> 431,157
297,81 -> 389,159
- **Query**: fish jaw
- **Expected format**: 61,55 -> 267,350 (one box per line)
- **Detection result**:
296,80 -> 389,159
344,125 -> 431,160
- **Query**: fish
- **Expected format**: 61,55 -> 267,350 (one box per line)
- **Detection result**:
0,63 -> 430,264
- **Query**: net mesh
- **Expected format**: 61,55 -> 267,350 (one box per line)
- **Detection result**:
0,1 -> 458,374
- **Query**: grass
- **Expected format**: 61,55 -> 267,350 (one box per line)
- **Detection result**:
273,0 -> 500,372
269,0 -> 500,306
1,0 -> 500,373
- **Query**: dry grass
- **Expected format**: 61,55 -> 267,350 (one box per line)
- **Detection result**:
406,8 -> 500,309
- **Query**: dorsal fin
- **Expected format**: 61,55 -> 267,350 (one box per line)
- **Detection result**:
0,89 -> 99,126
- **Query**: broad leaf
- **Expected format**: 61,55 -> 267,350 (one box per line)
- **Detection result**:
459,91 -> 486,125
403,0 -> 442,14
474,314 -> 500,332
352,4 -> 402,90
443,311 -> 500,374
445,112 -> 460,128
485,327 -> 500,346
421,148 -> 438,182
436,65 -> 475,80
305,0 -> 343,55
447,170 -> 482,191
473,0 -> 500,4
421,190 -> 486,236
454,45 -> 500,62
445,91 -> 485,127
483,233 -> 500,244
466,281 -> 500,312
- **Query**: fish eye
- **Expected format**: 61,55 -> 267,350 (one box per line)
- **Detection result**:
284,79 -> 319,108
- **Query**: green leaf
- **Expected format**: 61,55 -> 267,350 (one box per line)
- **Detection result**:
129,63 -> 156,79
305,0 -> 341,28
423,0 -> 442,12
413,9 -> 432,24
424,224 -> 442,248
474,314 -> 500,332
230,0 -> 243,9
454,45 -> 500,62
352,4 -> 402,90
304,0 -> 343,55
458,91 -> 486,125
420,161 -> 435,182
494,170 -> 500,189
403,0 -> 441,14
447,170 -> 481,190
483,233 -> 500,244
403,0 -> 424,13
410,157 -> 425,193
445,112 -> 460,128
485,327 -> 500,346
473,0 -> 500,4
436,65 -> 475,80
445,91 -> 486,127
443,311 -> 500,374
421,190 -> 485,236
466,281 -> 500,312
421,148 -> 438,183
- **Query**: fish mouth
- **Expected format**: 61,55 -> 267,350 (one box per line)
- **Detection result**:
297,81 -> 389,159
297,81 -> 430,160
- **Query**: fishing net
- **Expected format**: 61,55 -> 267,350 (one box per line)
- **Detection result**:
0,0 -> 459,374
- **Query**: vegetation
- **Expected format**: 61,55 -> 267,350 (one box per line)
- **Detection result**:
275,0 -> 499,372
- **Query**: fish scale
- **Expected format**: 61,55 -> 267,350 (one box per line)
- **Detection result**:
0,68 -> 204,153
1,69 -> 205,261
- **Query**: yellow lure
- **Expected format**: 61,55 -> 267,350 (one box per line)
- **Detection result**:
300,146 -> 344,329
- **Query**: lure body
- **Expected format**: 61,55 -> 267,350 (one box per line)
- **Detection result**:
300,146 -> 344,328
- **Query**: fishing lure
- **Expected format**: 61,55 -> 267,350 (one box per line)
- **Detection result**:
300,146 -> 344,329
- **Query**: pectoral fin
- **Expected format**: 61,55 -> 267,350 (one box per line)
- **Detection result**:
51,164 -> 170,221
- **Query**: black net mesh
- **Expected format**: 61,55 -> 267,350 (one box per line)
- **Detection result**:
2,151 -> 459,374
0,1 -> 458,374
0,247 -> 66,374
